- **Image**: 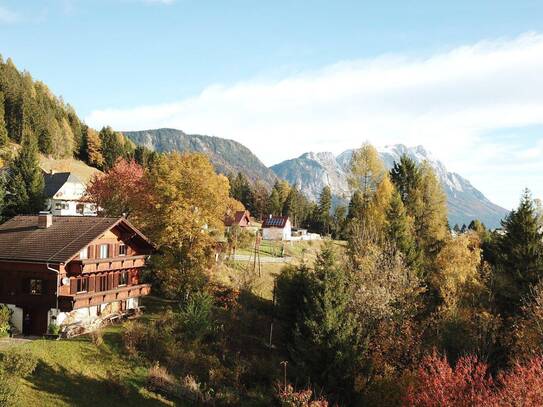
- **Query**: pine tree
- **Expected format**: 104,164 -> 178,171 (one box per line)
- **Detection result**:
3,132 -> 44,217
495,189 -> 543,316
386,190 -> 420,271
0,91 -> 8,147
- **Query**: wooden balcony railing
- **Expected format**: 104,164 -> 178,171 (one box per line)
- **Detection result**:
58,283 -> 151,311
70,255 -> 147,274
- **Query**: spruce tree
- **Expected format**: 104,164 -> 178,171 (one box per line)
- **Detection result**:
4,133 -> 44,217
99,126 -> 124,170
290,245 -> 358,398
386,190 -> 420,271
318,185 -> 332,235
495,189 -> 543,316
390,154 -> 421,211
0,91 -> 8,147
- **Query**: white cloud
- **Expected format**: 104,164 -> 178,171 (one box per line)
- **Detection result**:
86,32 -> 543,209
0,5 -> 18,23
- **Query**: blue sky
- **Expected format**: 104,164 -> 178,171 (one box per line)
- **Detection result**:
1,0 -> 543,209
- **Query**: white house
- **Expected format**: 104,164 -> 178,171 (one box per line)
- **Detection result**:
262,215 -> 292,241
43,172 -> 97,216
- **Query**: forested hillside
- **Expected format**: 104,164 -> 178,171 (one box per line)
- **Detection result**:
124,128 -> 277,189
0,56 -> 154,172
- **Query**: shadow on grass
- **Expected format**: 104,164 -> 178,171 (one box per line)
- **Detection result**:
27,360 -> 171,407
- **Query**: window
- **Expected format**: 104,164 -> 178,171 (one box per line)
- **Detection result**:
80,247 -> 88,260
98,275 -> 108,292
119,271 -> 128,286
55,202 -> 69,210
55,202 -> 62,210
76,277 -> 88,293
29,279 -> 43,295
99,244 -> 109,259
76,204 -> 84,214
119,244 -> 127,256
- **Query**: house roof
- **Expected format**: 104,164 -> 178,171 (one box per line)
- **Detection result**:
43,172 -> 83,198
262,216 -> 289,229
224,210 -> 250,227
0,215 -> 153,264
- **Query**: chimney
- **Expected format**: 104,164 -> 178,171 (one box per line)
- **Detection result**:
38,211 -> 53,229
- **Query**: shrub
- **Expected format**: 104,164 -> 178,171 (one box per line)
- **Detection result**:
178,291 -> 214,342
2,348 -> 38,378
146,362 -> 179,399
123,321 -> 148,357
276,384 -> 329,407
90,328 -> 104,347
178,374 -> 204,402
48,322 -> 60,336
0,305 -> 12,337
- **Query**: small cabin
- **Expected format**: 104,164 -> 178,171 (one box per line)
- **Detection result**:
0,213 -> 153,336
224,210 -> 251,229
262,215 -> 291,241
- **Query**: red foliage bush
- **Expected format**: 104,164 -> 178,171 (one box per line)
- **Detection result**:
405,352 -> 543,407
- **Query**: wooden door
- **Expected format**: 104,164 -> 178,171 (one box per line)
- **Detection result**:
22,307 -> 48,336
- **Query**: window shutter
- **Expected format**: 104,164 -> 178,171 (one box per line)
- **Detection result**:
88,245 -> 95,259
108,273 -> 113,290
113,272 -> 119,288
70,278 -> 77,295
89,275 -> 95,292
109,244 -> 114,258
115,244 -> 120,256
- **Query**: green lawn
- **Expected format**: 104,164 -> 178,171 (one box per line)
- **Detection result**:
2,297 -> 189,407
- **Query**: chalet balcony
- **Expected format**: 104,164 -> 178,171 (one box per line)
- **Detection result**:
0,293 -> 57,309
58,283 -> 151,311
69,255 -> 147,274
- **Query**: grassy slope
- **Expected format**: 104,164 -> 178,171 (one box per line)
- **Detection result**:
39,156 -> 100,183
2,297 -> 187,407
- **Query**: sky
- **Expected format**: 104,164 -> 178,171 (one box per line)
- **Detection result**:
1,0 -> 542,210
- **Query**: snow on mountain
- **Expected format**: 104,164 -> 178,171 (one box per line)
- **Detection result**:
271,144 -> 509,229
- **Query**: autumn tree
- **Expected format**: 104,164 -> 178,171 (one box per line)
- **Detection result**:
146,152 -> 231,298
82,127 -> 105,169
85,158 -> 149,223
347,143 -> 394,259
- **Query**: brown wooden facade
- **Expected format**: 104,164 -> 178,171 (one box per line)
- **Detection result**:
0,216 -> 153,335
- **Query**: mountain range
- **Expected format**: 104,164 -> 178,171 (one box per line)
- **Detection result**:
124,128 -> 509,229
124,128 -> 277,188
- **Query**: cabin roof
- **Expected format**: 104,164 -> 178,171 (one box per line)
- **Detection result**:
43,172 -> 82,198
262,216 -> 289,229
0,215 -> 152,264
224,210 -> 250,227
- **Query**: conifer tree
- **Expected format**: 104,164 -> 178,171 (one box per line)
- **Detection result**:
289,244 -> 358,396
386,190 -> 420,271
495,189 -> 543,316
100,126 -> 124,170
0,91 -> 8,147
318,185 -> 332,235
3,133 -> 44,217
390,154 -> 421,211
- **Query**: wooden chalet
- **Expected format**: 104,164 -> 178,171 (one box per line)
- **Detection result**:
0,213 -> 153,336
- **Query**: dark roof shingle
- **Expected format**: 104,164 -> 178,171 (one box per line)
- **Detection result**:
0,216 -> 124,263
43,172 -> 82,198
